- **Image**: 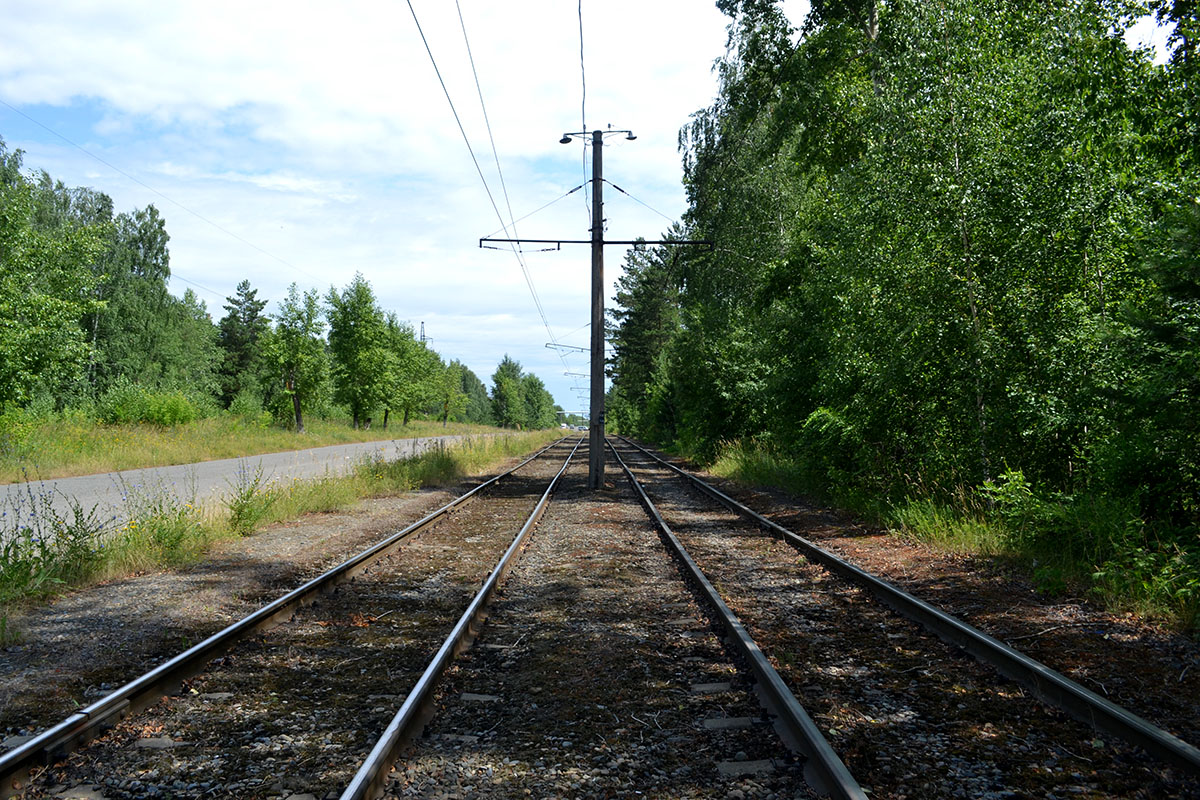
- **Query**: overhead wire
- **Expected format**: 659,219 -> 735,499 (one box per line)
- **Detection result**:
480,183 -> 584,239
578,0 -> 591,226
604,179 -> 677,225
407,0 -> 575,379
0,98 -> 327,292
170,273 -> 225,301
452,0 -> 576,374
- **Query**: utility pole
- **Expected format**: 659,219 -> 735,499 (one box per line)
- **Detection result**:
588,130 -> 606,488
479,129 -> 711,491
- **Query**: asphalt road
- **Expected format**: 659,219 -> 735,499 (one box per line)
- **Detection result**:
1,435 -> 475,534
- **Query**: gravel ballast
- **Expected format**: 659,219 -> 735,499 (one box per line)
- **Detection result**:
2,438 -> 1197,799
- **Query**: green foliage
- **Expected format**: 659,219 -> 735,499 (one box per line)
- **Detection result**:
608,1 -> 1200,628
326,273 -> 389,429
433,360 -> 469,426
521,374 -> 557,429
224,463 -> 277,536
490,355 -> 526,428
0,141 -> 103,411
216,279 -> 270,407
487,356 -> 557,430
1095,541 -> 1200,631
454,360 -> 493,425
228,387 -> 271,427
86,204 -> 220,395
96,377 -> 199,426
113,482 -> 206,566
379,315 -> 442,428
0,484 -> 105,606
267,283 -> 329,433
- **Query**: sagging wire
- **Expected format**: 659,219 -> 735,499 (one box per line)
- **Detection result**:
407,0 -> 567,367
604,179 -> 676,225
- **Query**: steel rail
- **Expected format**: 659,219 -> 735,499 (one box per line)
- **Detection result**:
0,436 -> 573,797
615,437 -> 1200,776
341,436 -> 583,799
608,441 -> 866,800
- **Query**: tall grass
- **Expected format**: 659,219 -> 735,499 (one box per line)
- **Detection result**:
0,431 -> 563,643
707,438 -> 1199,634
0,409 -> 505,484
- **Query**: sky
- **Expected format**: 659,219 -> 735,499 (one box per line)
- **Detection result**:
0,1 -> 1171,414
0,0 -> 817,414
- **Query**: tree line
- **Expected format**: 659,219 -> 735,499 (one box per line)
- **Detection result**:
608,1 -> 1198,608
0,139 -> 559,433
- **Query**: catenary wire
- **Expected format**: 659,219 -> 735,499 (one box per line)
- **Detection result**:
604,179 -> 676,225
454,0 -> 572,373
578,0 -> 591,225
405,1 -> 583,379
170,273 -> 225,302
480,184 -> 584,239
455,1 -> 523,254
404,1 -> 556,342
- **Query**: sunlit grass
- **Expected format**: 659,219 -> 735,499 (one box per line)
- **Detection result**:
0,415 -> 504,484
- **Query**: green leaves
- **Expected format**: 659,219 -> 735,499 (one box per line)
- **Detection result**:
326,273 -> 389,429
268,283 -> 328,433
613,0 -> 1198,527
0,150 -> 102,411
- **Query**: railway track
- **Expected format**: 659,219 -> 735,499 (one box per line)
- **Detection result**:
3,436 -> 1197,798
2,438 -> 579,798
611,436 -> 1200,798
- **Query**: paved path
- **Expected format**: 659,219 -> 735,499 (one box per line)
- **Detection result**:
1,435 -> 476,532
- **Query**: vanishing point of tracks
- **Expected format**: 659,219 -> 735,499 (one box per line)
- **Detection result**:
2,437 -> 1198,799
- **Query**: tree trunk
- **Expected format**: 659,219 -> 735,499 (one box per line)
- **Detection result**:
383,408 -> 390,429
403,407 -> 411,426
288,374 -> 304,433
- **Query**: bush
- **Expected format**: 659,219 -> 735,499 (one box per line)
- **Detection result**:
1094,540 -> 1200,632
225,463 -> 277,535
97,378 -> 199,426
229,388 -> 272,428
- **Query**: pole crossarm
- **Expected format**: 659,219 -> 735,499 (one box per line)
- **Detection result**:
480,237 -> 712,249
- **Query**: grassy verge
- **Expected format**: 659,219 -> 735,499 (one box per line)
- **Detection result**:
0,415 -> 505,485
707,439 -> 1199,635
0,430 -> 563,643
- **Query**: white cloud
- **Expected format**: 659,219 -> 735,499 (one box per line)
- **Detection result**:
1,0 -> 813,405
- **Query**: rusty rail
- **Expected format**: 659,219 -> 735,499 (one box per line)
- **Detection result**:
0,437 -> 574,797
609,441 -> 866,800
615,436 -> 1200,777
341,436 -> 583,799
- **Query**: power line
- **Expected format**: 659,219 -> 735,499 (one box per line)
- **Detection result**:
604,179 -> 676,224
455,0 -> 520,246
578,0 -> 591,225
0,98 -> 327,289
405,0 -> 571,373
480,183 -> 584,239
170,273 -> 225,302
453,0 -> 575,376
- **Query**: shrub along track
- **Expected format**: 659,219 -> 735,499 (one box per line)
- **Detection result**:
612,438 -> 1200,799
6,439 -> 579,798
